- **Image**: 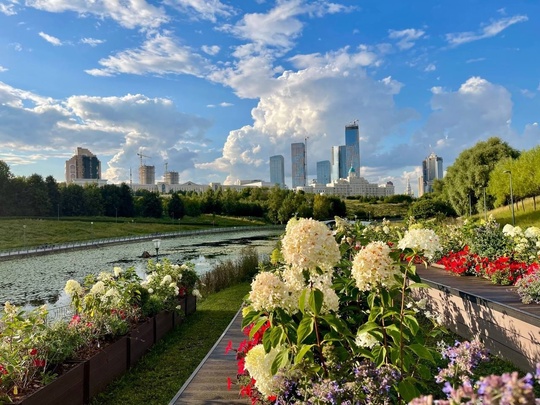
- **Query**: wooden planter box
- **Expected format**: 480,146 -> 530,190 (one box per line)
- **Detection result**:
129,317 -> 155,366
14,361 -> 85,405
154,310 -> 174,342
415,265 -> 540,371
184,294 -> 197,316
85,336 -> 129,402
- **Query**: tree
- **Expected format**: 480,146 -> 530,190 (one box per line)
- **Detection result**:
60,184 -> 86,216
0,161 -> 14,216
137,191 -> 163,218
444,137 -> 519,216
25,174 -> 51,216
168,193 -> 185,220
313,194 -> 331,220
84,185 -> 105,216
46,176 -> 61,217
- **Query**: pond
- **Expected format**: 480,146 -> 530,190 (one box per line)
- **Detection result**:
0,228 -> 282,310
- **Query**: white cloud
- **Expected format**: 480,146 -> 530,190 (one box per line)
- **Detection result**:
25,0 -> 168,29
0,81 -> 213,183
0,65 -> 7,72
38,32 -> 62,46
466,57 -> 486,63
424,63 -> 436,72
388,28 -> 425,50
201,45 -> 220,55
163,0 -> 235,22
0,1 -> 17,15
446,15 -> 528,46
220,102 -> 233,107
80,38 -> 106,47
521,89 -> 535,98
85,32 -> 210,77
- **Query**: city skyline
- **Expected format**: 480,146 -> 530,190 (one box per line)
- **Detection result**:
1,1 -> 539,194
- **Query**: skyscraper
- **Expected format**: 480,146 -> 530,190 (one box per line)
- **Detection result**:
139,165 -> 156,185
331,146 -> 340,182
316,160 -> 331,185
421,152 -> 443,194
269,155 -> 285,187
291,142 -> 306,188
65,147 -> 101,182
338,145 -> 349,179
345,121 -> 360,174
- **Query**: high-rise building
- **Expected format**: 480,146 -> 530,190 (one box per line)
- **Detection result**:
345,121 -> 360,174
139,165 -> 156,185
421,152 -> 443,195
269,155 -> 285,187
317,160 -> 331,185
338,145 -> 349,179
65,147 -> 101,182
164,171 -> 179,184
291,142 -> 306,188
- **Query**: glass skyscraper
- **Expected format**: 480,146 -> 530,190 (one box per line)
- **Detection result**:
422,152 -> 443,194
317,160 -> 331,185
291,142 -> 306,188
269,155 -> 285,187
345,122 -> 360,174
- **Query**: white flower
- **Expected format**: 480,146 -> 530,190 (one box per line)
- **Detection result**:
161,275 -> 172,286
351,242 -> 398,291
113,267 -> 123,277
192,289 -> 202,299
398,228 -> 442,261
355,331 -> 379,349
64,279 -> 83,297
89,281 -> 106,295
281,218 -> 340,273
249,272 -> 288,312
525,226 -> 540,239
97,272 -> 113,282
148,288 -> 154,294
244,344 -> 282,397
306,273 -> 339,313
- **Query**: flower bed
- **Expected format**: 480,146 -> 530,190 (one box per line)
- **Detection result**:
226,217 -> 540,404
1,259 -> 201,403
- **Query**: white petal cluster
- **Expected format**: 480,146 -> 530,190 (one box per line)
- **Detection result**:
244,344 -> 281,397
281,218 -> 340,272
64,279 -> 84,297
89,280 -> 106,295
355,330 -> 379,349
113,266 -> 123,277
308,273 -> 339,313
397,228 -> 442,261
351,241 -> 398,291
248,272 -> 288,312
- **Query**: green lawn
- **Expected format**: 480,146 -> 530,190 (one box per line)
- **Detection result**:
0,215 -> 267,250
91,283 -> 251,405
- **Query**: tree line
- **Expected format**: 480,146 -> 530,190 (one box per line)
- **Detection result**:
0,161 -> 346,223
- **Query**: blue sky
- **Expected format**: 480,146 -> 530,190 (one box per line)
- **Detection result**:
0,0 -> 538,193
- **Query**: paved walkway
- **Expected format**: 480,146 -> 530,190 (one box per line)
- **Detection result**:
169,310 -> 248,405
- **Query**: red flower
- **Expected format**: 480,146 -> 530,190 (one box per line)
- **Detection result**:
227,377 -> 232,390
0,364 -> 8,375
29,348 -> 38,356
33,358 -> 45,368
225,340 -> 233,354
268,395 -> 277,401
69,314 -> 81,326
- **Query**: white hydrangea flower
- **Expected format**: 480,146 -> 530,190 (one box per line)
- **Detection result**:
281,218 -> 340,273
351,242 -> 398,291
244,344 -> 282,397
161,274 -> 173,286
307,273 -> 339,313
355,331 -> 379,349
89,281 -> 106,295
113,267 -> 123,277
192,289 -> 202,299
64,279 -> 83,297
97,272 -> 113,282
249,271 -> 288,312
398,228 -> 442,261
525,226 -> 540,239
148,288 -> 154,294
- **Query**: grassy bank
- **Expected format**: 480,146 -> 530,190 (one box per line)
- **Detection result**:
91,283 -> 250,405
0,214 -> 267,250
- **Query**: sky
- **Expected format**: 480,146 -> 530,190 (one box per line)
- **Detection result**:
0,0 -> 539,194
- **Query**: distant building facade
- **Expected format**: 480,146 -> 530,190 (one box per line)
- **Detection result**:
164,171 -> 179,185
316,160 -> 331,185
269,155 -> 285,187
65,147 -> 101,183
345,122 -> 360,174
420,153 -> 443,195
139,165 -> 156,185
291,142 -> 306,188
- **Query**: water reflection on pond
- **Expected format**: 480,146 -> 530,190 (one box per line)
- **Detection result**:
0,229 -> 282,310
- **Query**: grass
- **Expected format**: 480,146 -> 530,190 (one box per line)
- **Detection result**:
477,196 -> 540,228
0,214 -> 267,250
344,200 -> 410,220
90,283 -> 251,405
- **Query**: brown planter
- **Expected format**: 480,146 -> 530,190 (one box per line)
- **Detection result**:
154,310 -> 174,342
14,362 -> 85,405
129,317 -> 155,366
85,336 -> 129,402
184,294 -> 197,316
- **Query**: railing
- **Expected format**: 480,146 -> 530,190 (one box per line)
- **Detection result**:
45,304 -> 74,325
0,225 -> 285,260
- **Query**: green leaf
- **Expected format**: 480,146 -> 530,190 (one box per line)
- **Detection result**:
271,348 -> 290,375
308,289 -> 324,316
397,377 -> 421,402
384,324 -> 402,345
407,282 -> 429,289
297,316 -> 314,344
409,343 -> 434,362
403,314 -> 420,336
249,317 -> 269,340
299,289 -> 308,314
294,344 -> 314,364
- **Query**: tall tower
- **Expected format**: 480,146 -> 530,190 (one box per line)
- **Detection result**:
269,155 -> 285,187
345,121 -> 360,174
316,160 -> 331,185
65,147 -> 101,182
422,153 -> 443,193
338,145 -> 349,179
139,165 -> 156,185
291,142 -> 306,188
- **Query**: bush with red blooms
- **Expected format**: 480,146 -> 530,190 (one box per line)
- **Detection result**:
226,320 -> 272,404
437,246 -> 479,276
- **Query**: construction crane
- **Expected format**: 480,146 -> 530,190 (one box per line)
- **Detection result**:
137,152 -> 151,167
